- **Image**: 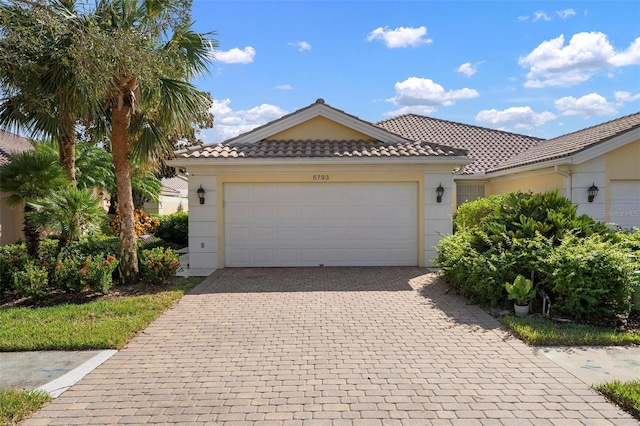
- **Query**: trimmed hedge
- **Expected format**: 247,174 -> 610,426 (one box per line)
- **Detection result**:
150,212 -> 188,247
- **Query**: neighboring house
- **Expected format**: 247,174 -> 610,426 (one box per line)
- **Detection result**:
378,111 -> 640,228
143,175 -> 189,215
0,131 -> 33,245
170,99 -> 640,273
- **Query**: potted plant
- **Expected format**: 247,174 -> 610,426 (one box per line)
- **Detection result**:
505,274 -> 536,316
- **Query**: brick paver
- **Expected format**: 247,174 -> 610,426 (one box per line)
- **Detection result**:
25,267 -> 638,425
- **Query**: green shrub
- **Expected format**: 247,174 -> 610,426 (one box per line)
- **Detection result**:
150,212 -> 188,246
78,254 -> 119,293
140,247 -> 180,284
53,257 -> 83,292
546,235 -> 635,321
453,194 -> 504,232
436,229 -> 552,307
13,261 -> 49,298
64,236 -> 120,260
0,244 -> 30,293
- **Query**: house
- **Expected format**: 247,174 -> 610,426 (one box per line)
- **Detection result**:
143,175 -> 189,215
170,100 -> 640,274
379,111 -> 640,228
0,131 -> 33,245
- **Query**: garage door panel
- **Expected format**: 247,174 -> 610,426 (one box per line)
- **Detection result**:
610,181 -> 640,229
224,182 -> 418,267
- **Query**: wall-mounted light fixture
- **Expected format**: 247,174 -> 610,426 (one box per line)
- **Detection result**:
436,183 -> 444,203
197,185 -> 206,204
587,183 -> 599,203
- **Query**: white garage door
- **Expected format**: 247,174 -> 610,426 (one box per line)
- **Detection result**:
609,181 -> 640,229
224,182 -> 418,267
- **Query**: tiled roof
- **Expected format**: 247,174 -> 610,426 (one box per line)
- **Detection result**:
489,111 -> 640,173
376,114 -> 542,174
162,175 -> 188,192
175,139 -> 467,160
0,131 -> 32,166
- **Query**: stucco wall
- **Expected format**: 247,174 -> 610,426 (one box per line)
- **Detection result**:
486,168 -> 564,196
185,163 -> 456,270
0,193 -> 24,245
270,116 -> 373,141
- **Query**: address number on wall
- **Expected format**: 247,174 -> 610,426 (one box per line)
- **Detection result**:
312,175 -> 330,181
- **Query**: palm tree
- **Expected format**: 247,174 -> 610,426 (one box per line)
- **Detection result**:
0,0 -> 98,184
88,0 -> 215,283
0,147 -> 68,257
28,187 -> 105,256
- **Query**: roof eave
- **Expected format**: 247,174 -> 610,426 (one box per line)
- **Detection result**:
167,155 -> 472,168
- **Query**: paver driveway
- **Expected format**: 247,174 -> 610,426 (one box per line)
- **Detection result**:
26,267 -> 637,425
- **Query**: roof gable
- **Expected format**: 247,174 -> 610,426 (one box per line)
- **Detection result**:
223,99 -> 413,145
175,100 -> 470,163
488,111 -> 640,173
270,116 -> 374,141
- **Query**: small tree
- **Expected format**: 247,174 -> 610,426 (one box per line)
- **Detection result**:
28,187 -> 105,256
0,148 -> 67,257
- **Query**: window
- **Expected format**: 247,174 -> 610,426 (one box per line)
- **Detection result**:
456,183 -> 485,206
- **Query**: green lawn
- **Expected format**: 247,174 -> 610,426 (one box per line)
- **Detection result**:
500,315 -> 640,346
595,380 -> 640,419
0,389 -> 50,425
0,276 -> 203,351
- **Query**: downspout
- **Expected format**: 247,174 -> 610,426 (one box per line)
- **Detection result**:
554,165 -> 572,201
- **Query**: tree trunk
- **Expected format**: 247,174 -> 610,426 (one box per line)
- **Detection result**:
132,189 -> 147,210
111,102 -> 139,285
23,204 -> 40,258
59,113 -> 77,185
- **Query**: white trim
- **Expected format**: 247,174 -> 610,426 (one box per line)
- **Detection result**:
226,103 -> 414,145
168,155 -> 471,168
486,127 -> 640,176
571,128 -> 639,164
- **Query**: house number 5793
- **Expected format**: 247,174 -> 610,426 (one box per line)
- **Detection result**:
313,175 -> 330,181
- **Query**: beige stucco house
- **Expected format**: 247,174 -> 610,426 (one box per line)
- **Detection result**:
380,110 -> 640,229
0,131 -> 32,245
143,175 -> 189,215
171,100 -> 639,274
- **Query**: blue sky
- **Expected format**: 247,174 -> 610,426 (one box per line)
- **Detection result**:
190,1 -> 640,142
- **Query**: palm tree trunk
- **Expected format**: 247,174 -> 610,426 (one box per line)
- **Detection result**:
59,113 -> 77,184
23,204 -> 40,258
111,103 -> 139,285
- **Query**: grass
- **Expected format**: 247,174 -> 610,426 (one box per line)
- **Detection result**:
0,276 -> 203,351
500,315 -> 640,346
594,380 -> 640,419
0,389 -> 50,425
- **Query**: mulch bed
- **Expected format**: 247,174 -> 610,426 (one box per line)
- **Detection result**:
0,281 -> 177,309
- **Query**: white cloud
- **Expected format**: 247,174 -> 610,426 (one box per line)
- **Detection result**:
533,11 -> 551,22
556,9 -> 576,19
215,47 -> 256,64
614,91 -> 640,102
383,105 -> 439,117
554,93 -> 618,117
519,32 -> 640,88
275,84 -> 293,90
387,77 -> 479,111
205,99 -> 287,141
517,15 -> 529,22
609,37 -> 640,66
456,62 -> 478,77
366,26 -> 432,48
475,106 -> 556,130
288,41 -> 311,52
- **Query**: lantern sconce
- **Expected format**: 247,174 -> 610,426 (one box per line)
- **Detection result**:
436,183 -> 445,203
587,183 -> 599,203
197,185 -> 206,205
